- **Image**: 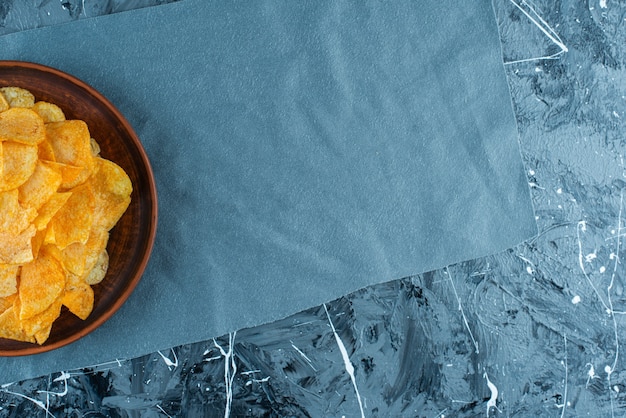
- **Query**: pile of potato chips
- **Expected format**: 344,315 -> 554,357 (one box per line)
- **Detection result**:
0,87 -> 132,345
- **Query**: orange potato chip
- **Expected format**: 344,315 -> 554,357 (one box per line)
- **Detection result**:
0,189 -> 36,235
32,101 -> 65,123
31,228 -> 46,260
83,227 -> 109,274
18,246 -> 66,320
0,225 -> 36,265
38,138 -> 56,162
33,191 -> 72,231
0,294 -> 17,314
33,322 -> 54,345
0,91 -> 8,112
51,183 -> 95,249
0,264 -> 18,298
0,306 -> 35,343
43,223 -> 56,246
0,141 -> 38,192
43,161 -> 85,191
92,158 -> 132,230
62,273 -> 94,320
34,327 -> 52,345
64,227 -> 109,279
0,87 -> 35,109
20,297 -> 63,344
90,138 -> 101,156
0,108 -> 45,145
60,242 -> 86,276
44,120 -> 94,188
84,249 -> 109,285
18,160 -> 62,210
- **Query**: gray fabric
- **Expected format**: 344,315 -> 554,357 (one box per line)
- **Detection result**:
0,0 -> 536,383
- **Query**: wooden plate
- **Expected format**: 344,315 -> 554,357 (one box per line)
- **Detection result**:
0,61 -> 157,356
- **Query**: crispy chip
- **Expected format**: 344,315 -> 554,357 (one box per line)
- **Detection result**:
0,91 -> 8,112
0,189 -> 36,235
38,138 -> 56,161
31,228 -> 46,260
33,322 -> 54,345
40,160 -> 85,191
0,87 -> 35,108
43,223 -> 56,246
0,306 -> 35,343
90,138 -> 101,156
33,192 -> 72,231
83,227 -> 109,275
92,158 -> 132,230
0,264 -> 18,297
0,141 -> 38,192
32,101 -> 66,123
18,160 -> 62,210
84,249 -> 109,285
20,297 -> 62,343
51,183 -> 95,249
0,294 -> 17,314
18,246 -> 65,320
63,226 -> 108,277
60,242 -> 86,276
45,120 -> 94,188
0,225 -> 36,265
0,108 -> 45,145
62,273 -> 94,320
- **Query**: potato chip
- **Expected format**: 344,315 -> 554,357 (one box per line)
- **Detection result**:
0,141 -> 38,192
90,138 -> 101,156
51,183 -> 94,249
92,158 -> 132,230
83,227 -> 109,275
45,120 -> 94,188
18,160 -> 62,210
38,138 -> 56,162
43,223 -> 56,246
20,297 -> 62,344
43,160 -> 85,190
0,91 -> 8,112
0,225 -> 36,265
33,321 -> 54,345
62,273 -> 94,320
63,227 -> 109,277
84,249 -> 109,285
60,242 -> 86,276
34,322 -> 53,345
0,87 -> 35,109
18,246 -> 66,320
0,108 -> 45,145
0,264 -> 18,297
0,294 -> 17,314
33,192 -> 72,231
31,228 -> 46,260
0,306 -> 35,343
32,101 -> 65,123
0,189 -> 36,235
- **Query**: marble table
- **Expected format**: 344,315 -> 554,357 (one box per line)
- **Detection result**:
1,0 -> 624,416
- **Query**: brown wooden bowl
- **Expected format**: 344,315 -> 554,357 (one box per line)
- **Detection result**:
0,61 -> 157,356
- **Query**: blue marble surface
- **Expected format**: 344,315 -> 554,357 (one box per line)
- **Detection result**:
1,0 -> 625,416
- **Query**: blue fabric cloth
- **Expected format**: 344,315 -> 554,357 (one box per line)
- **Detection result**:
0,0 -> 535,382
